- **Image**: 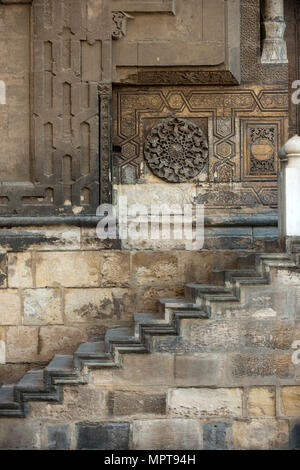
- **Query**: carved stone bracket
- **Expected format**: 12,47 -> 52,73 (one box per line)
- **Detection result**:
112,11 -> 134,40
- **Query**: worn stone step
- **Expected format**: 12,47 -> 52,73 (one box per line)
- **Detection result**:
105,328 -> 146,355
134,312 -> 177,337
15,369 -> 45,393
0,386 -> 20,410
185,284 -> 231,302
45,355 -> 83,385
74,341 -> 110,368
211,269 -> 261,285
46,355 -> 77,374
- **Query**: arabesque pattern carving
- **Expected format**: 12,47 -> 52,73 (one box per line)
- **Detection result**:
113,86 -> 288,208
144,117 -> 208,183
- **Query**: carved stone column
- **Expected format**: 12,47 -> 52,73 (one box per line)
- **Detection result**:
261,0 -> 288,64
279,135 -> 300,239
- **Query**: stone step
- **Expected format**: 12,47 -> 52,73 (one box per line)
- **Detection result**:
185,284 -> 231,302
74,341 -> 112,368
46,355 -> 77,374
45,355 -> 83,385
15,369 -> 45,393
0,386 -> 20,410
211,269 -> 262,285
105,327 -> 146,355
133,312 -> 177,337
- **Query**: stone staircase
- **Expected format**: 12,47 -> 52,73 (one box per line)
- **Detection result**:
0,244 -> 299,420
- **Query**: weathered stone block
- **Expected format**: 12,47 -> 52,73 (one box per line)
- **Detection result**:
0,327 -> 5,365
31,386 -> 108,421
0,363 -> 32,386
248,387 -> 276,417
231,353 -> 294,379
8,252 -> 33,288
47,425 -> 71,450
109,391 -> 166,417
0,253 -> 7,288
35,251 -> 101,287
23,289 -> 62,325
64,288 -> 133,324
168,388 -> 243,418
203,421 -> 233,450
132,419 -> 203,450
132,252 -> 179,286
6,326 -> 38,362
291,422 -> 300,450
76,422 -> 130,450
100,252 -> 131,286
174,354 -> 223,386
232,419 -> 289,450
0,419 -> 42,449
0,290 -> 21,325
280,387 -> 300,417
181,251 -> 239,284
38,326 -> 86,361
80,227 -> 121,250
111,353 -> 175,387
135,286 -> 183,312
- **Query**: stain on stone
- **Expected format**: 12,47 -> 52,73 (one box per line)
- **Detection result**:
76,422 -> 130,450
291,423 -> 300,450
203,421 -> 232,450
0,231 -> 59,251
48,425 -> 71,450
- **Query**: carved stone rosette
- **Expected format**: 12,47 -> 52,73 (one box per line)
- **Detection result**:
144,117 -> 208,183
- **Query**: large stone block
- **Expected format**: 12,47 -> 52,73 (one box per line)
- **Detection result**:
0,253 -> 7,288
76,422 -> 130,450
135,286 -> 183,312
64,288 -> 133,324
38,326 -> 86,361
203,420 -> 234,450
23,289 -> 62,325
132,252 -> 179,287
6,326 -> 38,362
0,363 -> 32,386
99,252 -> 131,287
35,251 -> 101,287
109,391 -> 166,417
31,386 -> 108,421
0,327 -> 5,365
0,419 -> 42,449
280,387 -> 300,417
248,387 -> 276,417
174,354 -> 224,386
181,251 -> 239,284
291,422 -> 300,450
168,388 -> 243,418
0,290 -> 21,325
47,425 -> 72,450
8,252 -> 33,288
231,353 -> 294,380
110,353 -> 175,387
232,419 -> 289,450
132,419 -> 202,450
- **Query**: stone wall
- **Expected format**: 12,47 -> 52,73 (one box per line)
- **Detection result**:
1,222 -> 278,385
0,261 -> 299,450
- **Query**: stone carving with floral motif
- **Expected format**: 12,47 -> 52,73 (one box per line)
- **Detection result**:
144,117 -> 208,183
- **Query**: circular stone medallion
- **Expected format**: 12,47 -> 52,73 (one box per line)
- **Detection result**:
144,117 -> 208,183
